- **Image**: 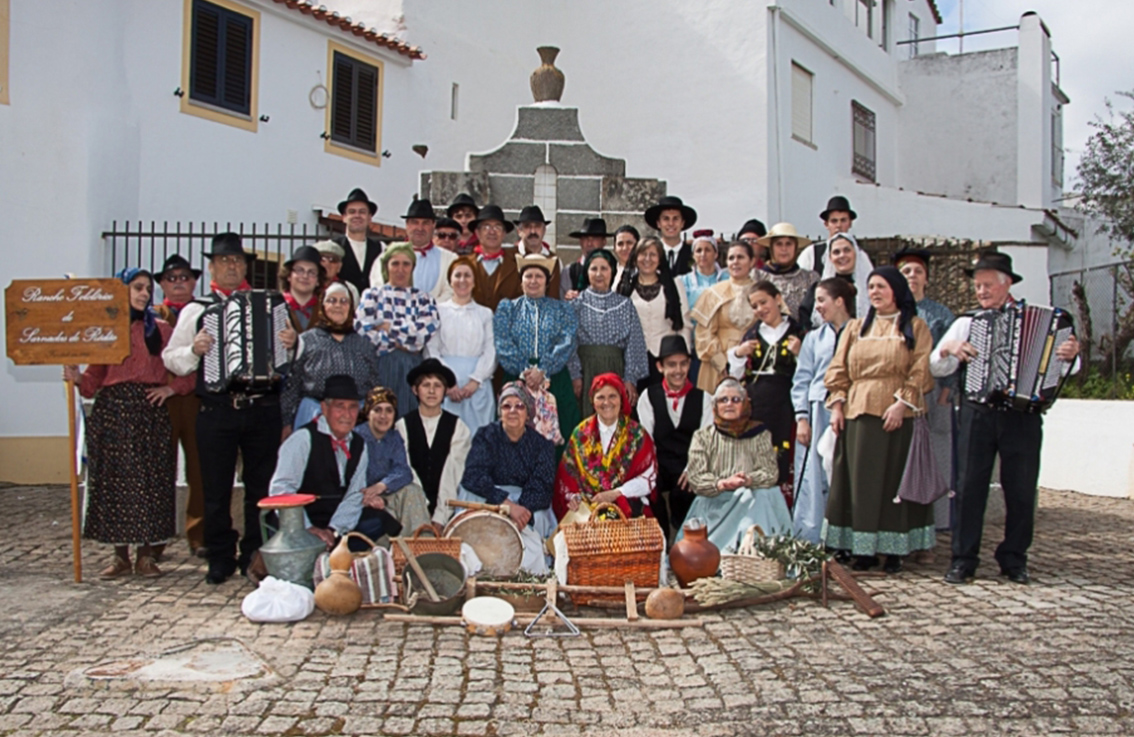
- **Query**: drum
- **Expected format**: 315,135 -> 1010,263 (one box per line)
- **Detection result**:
443,510 -> 523,578
462,596 -> 516,636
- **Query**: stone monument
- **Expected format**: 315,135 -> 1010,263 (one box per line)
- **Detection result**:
420,47 -> 666,253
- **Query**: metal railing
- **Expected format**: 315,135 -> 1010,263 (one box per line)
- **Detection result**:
1050,261 -> 1134,399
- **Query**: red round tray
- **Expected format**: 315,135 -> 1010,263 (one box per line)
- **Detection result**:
257,493 -> 316,509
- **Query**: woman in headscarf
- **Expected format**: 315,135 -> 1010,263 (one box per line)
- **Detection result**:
568,249 -> 649,418
353,386 -> 433,539
799,233 -> 873,327
824,266 -> 935,573
756,223 -> 818,323
495,254 -> 580,447
553,374 -> 658,520
62,268 -> 195,578
355,243 -> 440,414
790,277 -> 856,544
676,378 -> 793,550
425,256 -> 497,435
691,241 -> 758,393
460,383 -> 558,574
281,281 -> 380,435
617,236 -> 691,393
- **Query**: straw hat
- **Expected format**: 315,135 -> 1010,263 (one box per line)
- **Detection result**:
755,222 -> 810,250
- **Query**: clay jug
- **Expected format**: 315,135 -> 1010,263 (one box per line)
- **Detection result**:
669,519 -> 720,587
530,46 -> 565,103
314,537 -> 362,616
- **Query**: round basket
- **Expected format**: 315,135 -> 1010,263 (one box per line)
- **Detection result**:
719,525 -> 785,583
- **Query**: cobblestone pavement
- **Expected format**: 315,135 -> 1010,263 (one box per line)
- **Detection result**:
2,484 -> 1134,736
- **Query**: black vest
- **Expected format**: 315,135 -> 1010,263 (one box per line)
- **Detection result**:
299,422 -> 364,529
402,410 -> 458,514
334,234 -> 384,294
647,383 -> 704,478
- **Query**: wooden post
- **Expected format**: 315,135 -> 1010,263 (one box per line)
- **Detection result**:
66,379 -> 82,583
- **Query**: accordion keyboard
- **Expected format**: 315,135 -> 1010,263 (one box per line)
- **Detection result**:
201,311 -> 222,387
964,317 -> 992,397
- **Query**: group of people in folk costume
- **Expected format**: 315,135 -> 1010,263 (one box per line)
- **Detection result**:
69,188 -> 1079,587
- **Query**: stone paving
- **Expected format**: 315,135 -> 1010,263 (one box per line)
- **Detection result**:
2,484 -> 1134,736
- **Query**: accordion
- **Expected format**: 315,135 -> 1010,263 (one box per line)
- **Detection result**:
200,290 -> 291,392
962,302 -> 1074,413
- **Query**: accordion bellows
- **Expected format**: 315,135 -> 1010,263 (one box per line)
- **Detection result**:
201,290 -> 290,392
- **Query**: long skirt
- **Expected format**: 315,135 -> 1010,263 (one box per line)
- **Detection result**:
825,415 -> 935,556
577,344 -> 624,419
377,349 -> 423,415
458,484 -> 555,576
926,386 -> 954,531
792,400 -> 830,545
675,486 -> 793,552
440,355 -> 496,436
746,374 -> 795,491
503,368 -> 580,450
84,382 -> 177,545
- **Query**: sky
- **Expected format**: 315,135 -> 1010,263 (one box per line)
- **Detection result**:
935,0 -> 1134,193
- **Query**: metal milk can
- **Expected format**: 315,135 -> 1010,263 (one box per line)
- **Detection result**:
257,494 -> 326,590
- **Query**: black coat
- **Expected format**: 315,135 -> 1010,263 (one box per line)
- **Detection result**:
333,234 -> 384,293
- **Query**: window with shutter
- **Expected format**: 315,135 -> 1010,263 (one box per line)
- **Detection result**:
180,0 -> 259,131
851,101 -> 877,182
325,42 -> 384,165
791,63 -> 813,146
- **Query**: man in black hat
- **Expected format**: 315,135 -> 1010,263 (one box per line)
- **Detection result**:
561,217 -> 612,300
163,233 -> 284,584
333,188 -> 384,293
798,195 -> 870,275
154,255 -> 206,557
395,359 -> 472,525
932,251 -> 1080,586
433,217 -> 463,253
447,193 -> 480,255
737,219 -> 768,265
268,374 -> 400,548
470,204 -> 521,311
515,205 -> 561,294
636,335 -> 713,539
370,199 -> 455,302
645,196 -> 698,276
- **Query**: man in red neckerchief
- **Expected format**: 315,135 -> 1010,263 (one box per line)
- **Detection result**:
636,335 -> 713,541
447,193 -> 480,256
469,204 -> 521,311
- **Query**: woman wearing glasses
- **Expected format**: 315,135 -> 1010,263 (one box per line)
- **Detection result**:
675,378 -> 792,550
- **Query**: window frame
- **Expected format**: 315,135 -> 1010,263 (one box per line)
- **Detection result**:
179,0 -> 260,132
908,13 -> 921,59
790,62 -> 815,148
324,40 -> 384,167
851,101 -> 877,182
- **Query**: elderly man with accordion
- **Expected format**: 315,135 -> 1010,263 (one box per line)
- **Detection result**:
931,252 -> 1080,586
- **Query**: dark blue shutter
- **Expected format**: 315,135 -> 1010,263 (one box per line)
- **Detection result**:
330,51 -> 379,152
189,0 -> 252,115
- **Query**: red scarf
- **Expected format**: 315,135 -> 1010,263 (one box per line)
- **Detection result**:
162,298 -> 190,313
414,242 -> 434,256
283,291 -> 318,321
664,380 -> 694,411
210,279 -> 251,297
330,437 -> 351,459
475,245 -> 504,261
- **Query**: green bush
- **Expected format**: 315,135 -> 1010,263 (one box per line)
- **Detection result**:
1061,366 -> 1134,400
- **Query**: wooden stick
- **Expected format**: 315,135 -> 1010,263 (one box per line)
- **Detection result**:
827,561 -> 886,618
467,576 -> 477,599
383,613 -> 709,629
821,560 -> 829,608
66,380 -> 82,584
394,538 -> 441,603
447,499 -> 506,514
624,582 -> 639,621
473,580 -> 678,597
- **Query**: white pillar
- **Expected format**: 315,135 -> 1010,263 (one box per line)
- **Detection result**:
1015,12 -> 1051,209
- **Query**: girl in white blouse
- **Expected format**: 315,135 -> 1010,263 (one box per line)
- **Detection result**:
617,236 -> 691,392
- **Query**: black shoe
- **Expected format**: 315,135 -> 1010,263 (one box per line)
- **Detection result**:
943,562 -> 974,585
832,549 -> 852,564
205,558 -> 237,585
1001,567 -> 1030,585
851,555 -> 879,571
884,555 -> 903,574
192,545 -> 211,560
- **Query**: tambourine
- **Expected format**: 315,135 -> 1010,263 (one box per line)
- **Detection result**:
461,596 -> 516,636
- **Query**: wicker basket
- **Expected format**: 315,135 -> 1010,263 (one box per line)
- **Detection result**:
391,524 -> 462,576
563,503 -> 665,606
719,525 -> 785,583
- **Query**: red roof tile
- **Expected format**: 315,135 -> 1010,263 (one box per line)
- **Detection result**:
271,0 -> 426,60
927,0 -> 943,25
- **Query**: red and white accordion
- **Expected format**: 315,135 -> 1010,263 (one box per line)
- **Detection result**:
200,290 -> 290,392
962,302 -> 1074,413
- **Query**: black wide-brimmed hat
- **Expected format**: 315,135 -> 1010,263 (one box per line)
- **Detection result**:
893,247 -> 932,273
569,217 -> 612,239
446,193 -> 479,218
515,205 -> 551,225
644,196 -> 698,230
322,374 -> 362,401
204,232 -> 256,261
819,195 -> 857,221
402,198 -> 437,220
338,187 -> 378,216
657,335 -> 692,361
285,245 -> 323,268
469,204 -> 515,233
158,254 -> 202,280
738,219 -> 768,239
435,216 -> 460,231
964,251 -> 1022,284
406,358 -> 457,389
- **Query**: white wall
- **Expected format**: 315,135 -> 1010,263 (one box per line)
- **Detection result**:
1041,400 -> 1134,498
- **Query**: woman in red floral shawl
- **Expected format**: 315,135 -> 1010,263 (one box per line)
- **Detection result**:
554,373 -> 658,519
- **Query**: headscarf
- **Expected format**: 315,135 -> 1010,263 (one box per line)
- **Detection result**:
818,233 -> 873,324
859,265 -> 918,350
498,381 -> 534,422
711,378 -> 765,439
311,281 -> 356,335
577,248 -> 619,291
447,255 -> 478,284
362,385 -> 398,419
379,242 -> 416,286
589,373 -> 631,419
117,267 -> 162,357
616,240 -> 684,332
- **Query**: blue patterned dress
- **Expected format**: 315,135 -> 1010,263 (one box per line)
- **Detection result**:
568,288 -> 649,417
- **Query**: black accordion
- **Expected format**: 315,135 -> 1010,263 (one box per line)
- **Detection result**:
962,302 -> 1074,413
200,290 -> 291,392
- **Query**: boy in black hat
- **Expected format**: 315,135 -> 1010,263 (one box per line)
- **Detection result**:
333,187 -> 384,293
644,196 -> 698,276
636,335 -> 713,539
797,195 -> 872,275
932,252 -> 1079,586
395,358 -> 472,525
447,193 -> 480,255
370,198 -> 456,302
561,217 -> 612,300
279,245 -> 326,333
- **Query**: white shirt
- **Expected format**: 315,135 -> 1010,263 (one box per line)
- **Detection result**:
597,418 -> 654,500
346,236 -> 368,276
661,241 -> 683,271
930,312 -> 1081,379
394,412 -> 472,525
629,280 -> 691,357
425,300 -> 497,385
636,386 -> 713,437
726,320 -> 791,378
162,301 -> 207,376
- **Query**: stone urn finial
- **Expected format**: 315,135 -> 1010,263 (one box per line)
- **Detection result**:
530,46 -> 565,103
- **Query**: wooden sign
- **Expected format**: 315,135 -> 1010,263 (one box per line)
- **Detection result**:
5,279 -> 131,366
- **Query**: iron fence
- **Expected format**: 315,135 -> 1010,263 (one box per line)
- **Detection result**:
1050,261 -> 1134,399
